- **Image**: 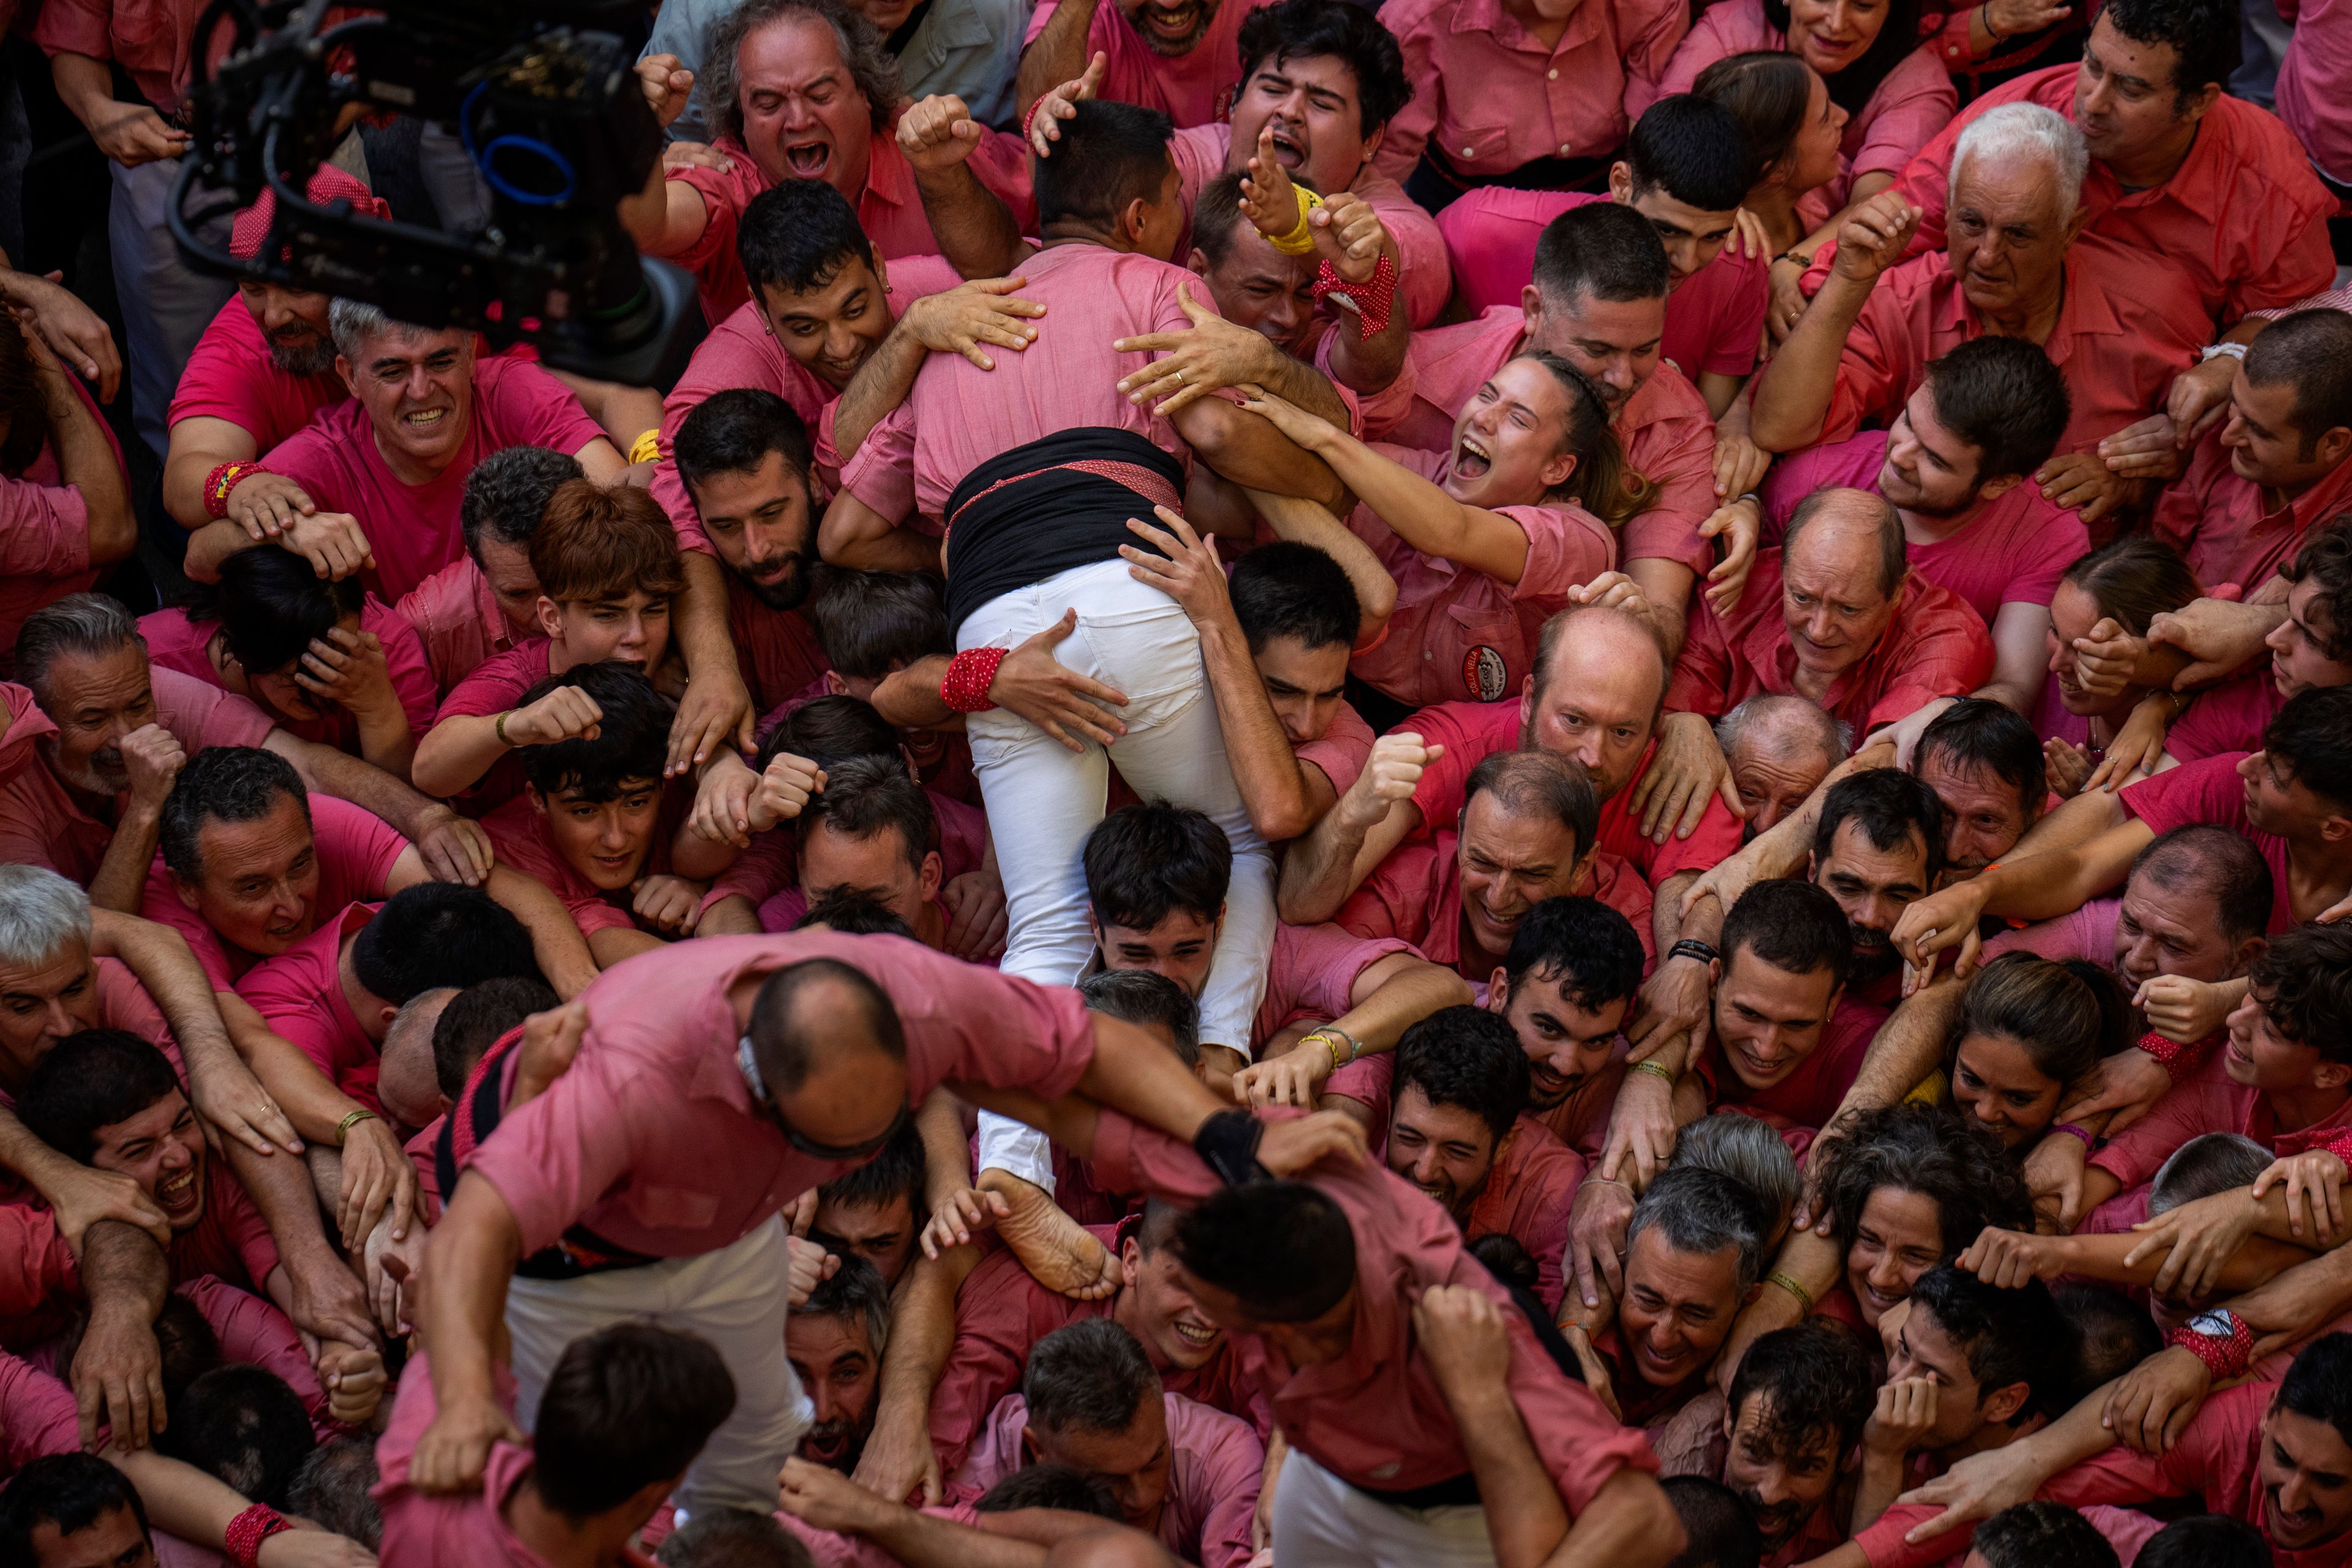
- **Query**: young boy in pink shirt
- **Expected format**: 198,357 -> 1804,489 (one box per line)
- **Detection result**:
394,446 -> 573,697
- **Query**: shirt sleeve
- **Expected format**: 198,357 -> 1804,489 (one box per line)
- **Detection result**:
1849,50 -> 1958,181
1335,851 -> 1430,944
0,1204 -> 79,1335
839,405 -> 920,523
1647,793 -> 1746,882
1188,1406 -> 1266,1568
0,475 -> 91,578
1617,396 -> 1719,575
2119,753 -> 2252,837
1370,7 -> 1439,181
153,666 -> 276,752
433,651 -> 533,723
312,796 -> 411,900
365,600 -> 442,738
2003,511 -> 2090,608
1862,597 -> 1994,728
0,1351 -> 80,1472
2087,1071 -> 2239,1190
1504,503 -> 1616,601
484,803 -> 638,939
28,0 -> 112,61
1293,702 -> 1374,798
484,361 -> 607,460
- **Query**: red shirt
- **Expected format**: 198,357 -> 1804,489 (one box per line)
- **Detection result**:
2092,1050 -> 2352,1190
2166,670 -> 2285,762
168,295 -> 345,450
483,788 -> 690,941
1818,236 -> 2209,462
264,356 -> 605,600
1338,829 -> 1656,978
428,641 -> 555,813
1455,1115 -> 1586,1312
1022,0 -> 1275,129
1758,431 -> 2088,624
1664,548 -> 1995,733
0,377 -> 123,659
396,558 -> 541,697
1695,995 -> 1890,1131
236,900 -> 383,1112
2152,434 -> 2352,597
727,578 -> 830,720
2119,753 -> 2297,933
1295,700 -> 1374,801
0,1352 -> 78,1477
138,595 -> 438,753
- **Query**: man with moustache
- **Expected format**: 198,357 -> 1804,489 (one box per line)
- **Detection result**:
1807,769 -> 1944,1003
1717,1323 -> 1874,1566
786,1257 -> 891,1473
1017,0 -> 1276,131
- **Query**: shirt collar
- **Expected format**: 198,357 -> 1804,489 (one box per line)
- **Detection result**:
865,127 -> 914,213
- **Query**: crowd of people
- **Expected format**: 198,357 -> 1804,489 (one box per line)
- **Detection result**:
0,0 -> 2345,1563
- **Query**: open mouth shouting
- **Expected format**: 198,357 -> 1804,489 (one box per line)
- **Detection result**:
1265,124 -> 1306,169
1455,432 -> 1494,481
781,139 -> 833,179
156,1163 -> 202,1223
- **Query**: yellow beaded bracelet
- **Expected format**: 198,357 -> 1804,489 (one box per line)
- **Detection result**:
1268,186 -> 1324,255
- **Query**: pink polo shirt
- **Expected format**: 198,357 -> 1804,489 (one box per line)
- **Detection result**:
1254,921 -> 1420,1051
1368,307 -> 1721,576
2119,753 -> 2297,934
1980,897 -> 2120,968
1401,703 -> 1747,886
2090,1050 -> 2352,1191
647,254 -> 968,549
31,0 -> 225,115
1086,1112 -> 1660,1503
1343,445 -> 1617,708
234,901 -> 383,1113
1453,1115 -> 1586,1311
951,1391 -> 1261,1568
263,356 -> 605,600
0,666 -> 276,883
1340,829 -> 1656,978
0,1352 -> 78,1477
1376,0 -> 1688,179
137,794 -> 408,989
1873,66 -> 2337,327
461,933 -> 1099,1260
1817,236 -> 2208,462
395,557 -> 541,696
168,295 -> 345,450
840,243 -> 1202,525
429,641 -> 555,813
2275,0 -> 2352,187
1294,699 -> 1373,801
1758,431 -> 2088,623
668,129 -> 1032,322
2151,436 -> 2352,597
137,595 -> 438,752
1694,995 -> 1890,1131
2165,670 -> 2285,762
1665,547 -> 1996,732
1023,0 -> 1275,128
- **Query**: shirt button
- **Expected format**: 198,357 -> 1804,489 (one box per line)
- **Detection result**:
1559,144 -> 1572,155
1462,146 -> 1476,157
1548,68 -> 1558,78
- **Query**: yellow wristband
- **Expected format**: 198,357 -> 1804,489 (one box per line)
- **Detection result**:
335,1108 -> 379,1145
1301,1031 -> 1342,1076
627,428 -> 662,465
1766,1270 -> 1815,1315
1628,1060 -> 1678,1086
1268,186 -> 1323,255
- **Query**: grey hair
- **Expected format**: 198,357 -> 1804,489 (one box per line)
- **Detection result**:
326,298 -> 449,363
0,865 -> 93,971
800,1252 -> 892,1362
1672,1113 -> 1802,1240
2149,1133 -> 2274,1217
15,593 -> 145,709
701,0 -> 899,145
1626,1165 -> 1770,1295
1714,694 -> 1852,770
1950,102 -> 2089,229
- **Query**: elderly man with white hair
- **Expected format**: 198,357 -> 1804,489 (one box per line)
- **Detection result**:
1749,102 -> 2213,526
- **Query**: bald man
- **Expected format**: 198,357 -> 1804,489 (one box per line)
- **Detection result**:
1716,696 -> 1849,838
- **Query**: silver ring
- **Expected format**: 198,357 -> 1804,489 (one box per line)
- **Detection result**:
1175,368 -> 1186,384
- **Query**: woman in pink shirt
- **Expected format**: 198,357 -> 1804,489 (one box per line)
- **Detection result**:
2036,537 -> 2201,798
1242,353 -> 1645,709
1694,52 -> 1849,262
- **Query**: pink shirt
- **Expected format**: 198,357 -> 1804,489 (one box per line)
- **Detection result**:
1254,920 -> 1419,1051
647,254 -> 969,548
1665,547 -> 1996,731
1981,897 -> 2120,967
265,356 -> 604,599
31,0 -> 224,113
2165,670 -> 2285,761
462,933 -> 1099,1259
1455,1115 -> 1586,1310
728,578 -> 831,718
0,666 -> 275,883
0,376 -> 123,659
1368,307 -> 1721,575
137,794 -> 408,989
2275,0 -> 2352,186
1340,829 -> 1656,978
951,1392 -> 1261,1568
0,1352 -> 78,1477
1023,0 -> 1275,128
1819,236 -> 2209,462
429,641 -> 555,813
2152,433 -> 2352,596
234,902 -> 383,1112
1759,431 -> 2089,622
1294,699 -> 1373,800
138,595 -> 438,752
1087,1112 -> 1660,1502
168,295 -> 345,449
1344,444 -> 1618,707
669,130 -> 1031,321
483,788 -> 688,940
840,243 -> 1204,524
1376,0 -> 1688,179
1695,995 -> 1890,1130
2091,1049 -> 2352,1189
2120,753 -> 2297,934
396,557 -> 541,696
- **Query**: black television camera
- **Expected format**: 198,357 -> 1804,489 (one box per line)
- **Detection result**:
170,0 -> 699,386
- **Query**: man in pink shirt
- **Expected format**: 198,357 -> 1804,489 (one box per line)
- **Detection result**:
1689,880 -> 1888,1134
1753,108 -> 2209,524
375,1326 -> 736,1568
755,756 -> 954,948
1017,0 -> 1275,130
1580,1166 -> 1770,1428
1760,337 -> 2083,714
393,447 -> 571,698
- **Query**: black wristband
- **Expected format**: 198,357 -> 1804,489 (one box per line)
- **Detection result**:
1669,938 -> 1718,966
1193,1109 -> 1268,1187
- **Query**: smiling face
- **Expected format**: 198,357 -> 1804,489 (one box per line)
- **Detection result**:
1250,634 -> 1350,748
756,257 -> 895,393
1490,966 -> 1627,1109
0,938 -> 99,1093
1227,50 -> 1377,197
2222,370 -> 2343,494
1915,752 -> 2030,878
788,1310 -> 880,1472
2071,12 -> 2194,167
2267,575 -> 2352,701
1947,158 -> 2073,322
91,1090 -> 208,1234
1845,1186 -> 1945,1330
1191,217 -> 1319,352
1120,1234 -> 1226,1369
1117,0 -> 1219,54
36,644 -> 156,797
1448,358 -> 1583,508
533,778 -> 665,892
1180,1270 -> 1359,1371
1523,287 -> 1664,415
238,281 -> 335,376
1773,69 -> 1849,197
2221,988 -> 2346,1099
1713,944 -> 1842,1093
1619,1229 -> 1746,1390
339,326 -> 476,475
1455,793 -> 1586,960
1789,0 -> 1890,72
174,794 -> 321,960
1949,1030 -> 2063,1148
1385,1084 -> 1500,1218
2261,1403 -> 2352,1551
737,15 -> 874,195
1724,1389 -> 1844,1547
1879,384 -> 1998,518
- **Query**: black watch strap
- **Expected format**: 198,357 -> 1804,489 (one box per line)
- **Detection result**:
1193,1109 -> 1269,1186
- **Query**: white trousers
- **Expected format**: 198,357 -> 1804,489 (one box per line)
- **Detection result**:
961,559 -> 1274,1189
502,1214 -> 810,1515
110,157 -> 235,458
1272,1450 -> 1501,1567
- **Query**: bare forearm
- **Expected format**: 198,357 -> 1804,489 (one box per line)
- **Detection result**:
1198,616 -> 1321,842
88,913 -> 238,1079
1076,1016 -> 1227,1142
675,549 -> 740,685
1446,1388 -> 1571,1567
1841,983 -> 1963,1117
872,655 -> 956,729
82,1221 -> 169,1316
265,731 -> 441,842
912,167 -> 1027,281
1177,400 -> 1348,512
222,1001 -> 363,1144
1276,800 -> 1380,924
88,806 -> 165,913
483,865 -> 601,999
1544,1468 -> 1682,1568
183,518 -> 260,582
863,1507 -> 1046,1568
1325,247 -> 1410,396
1750,273 -> 1872,452
225,1138 -> 341,1275
421,1177 -> 523,1414
42,368 -> 132,560
163,424 -> 257,530
832,323 -> 935,464
1014,0 -> 1100,118
1245,488 -> 1396,632
48,53 -> 116,130
1332,959 -> 1474,1057
411,714 -> 511,797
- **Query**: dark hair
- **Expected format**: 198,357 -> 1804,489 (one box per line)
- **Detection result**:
1035,100 -> 1176,233
0,1454 -> 149,1563
1907,1265 -> 2075,1423
350,883 -> 538,1005
531,480 -> 685,605
654,1507 -> 813,1568
1394,1006 -> 1531,1140
798,753 -> 937,876
0,320 -> 50,477
179,545 -> 363,677
1235,0 -> 1412,135
2060,537 -> 2201,638
1763,0 -> 1921,114
737,178 -> 876,301
1949,954 -> 2130,1092
674,387 -> 816,495
159,1364 -> 314,1508
1502,895 -> 1646,1012
2101,0 -> 2242,100
1727,1321 -> 1875,1464
2244,310 -> 2352,458
1468,1232 -> 1540,1291
2131,825 -> 2275,949
1229,541 -> 1360,655
1970,1502 -> 2119,1568
1532,200 -> 1669,308
2052,1282 -> 2165,1393
287,1434 -> 383,1551
1461,750 -> 1600,861
2149,1132 -> 2275,1217
516,662 -> 674,802
461,445 -> 583,559
816,1117 -> 926,1221
1516,352 -> 1657,526
746,957 -> 907,1097
158,746 -> 309,884
704,0 -> 897,142
758,695 -> 902,774
1816,1101 -> 2032,1260
1693,52 -> 1815,190
1921,337 -> 2072,485
1626,1165 -> 1771,1294
974,1464 -> 1121,1520
2247,924 -> 2352,1065
1814,768 -> 1946,883
1663,1475 -> 1766,1568
532,1323 -> 739,1518
19,1030 -> 181,1164
2279,1331 -> 2352,1450
1188,170 -> 1269,268
1913,699 -> 2046,827
1172,1180 -> 1356,1322
1785,487 -> 1908,599
434,975 -> 560,1101
1078,968 -> 1202,1064
798,1251 -> 892,1355
1022,1320 -> 1161,1438
1625,94 -> 1751,213
805,571 -> 949,680
2135,1514 -> 2279,1568
1720,878 -> 1854,993
2280,517 -> 2352,665
794,890 -> 917,938
1084,803 -> 1231,930
2264,683 -> 2352,815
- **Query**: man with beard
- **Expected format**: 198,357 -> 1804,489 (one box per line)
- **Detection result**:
1808,769 -> 1943,1005
1716,1322 -> 1873,1566
1017,0 -> 1275,130
1718,696 -> 1848,840
786,1256 -> 891,1472
394,448 -> 576,699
